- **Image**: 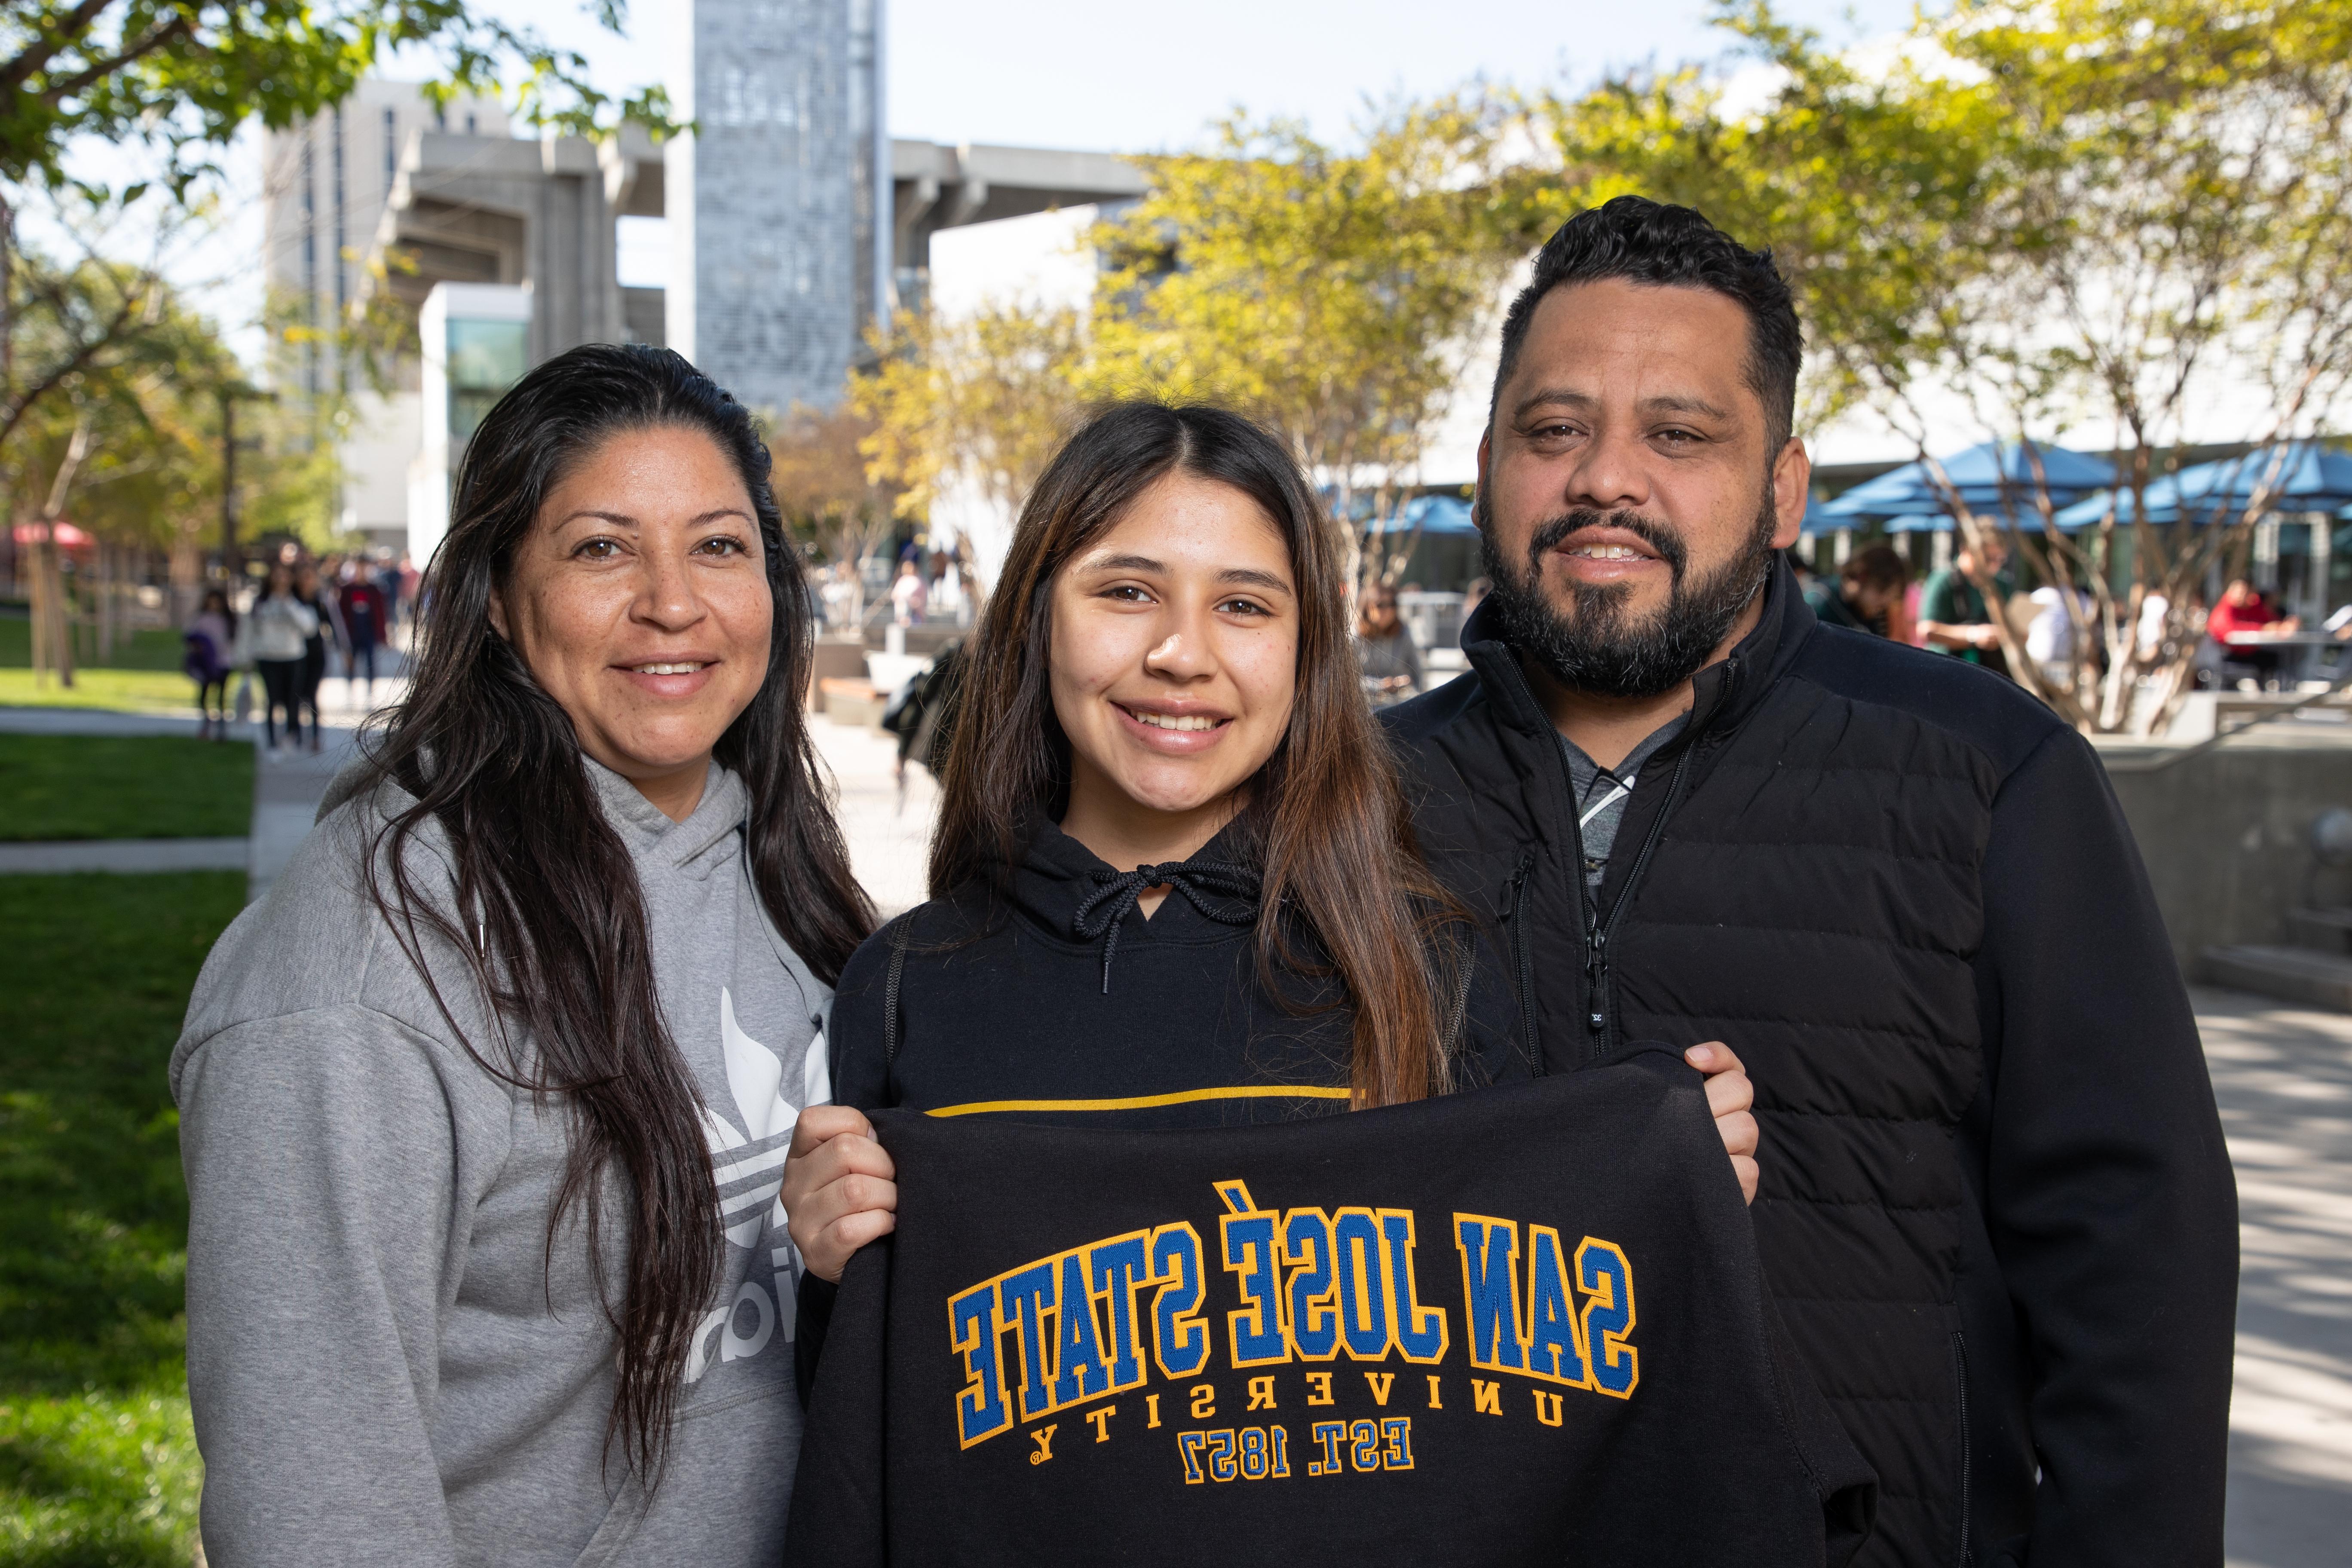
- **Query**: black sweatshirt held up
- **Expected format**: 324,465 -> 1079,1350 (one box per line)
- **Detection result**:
787,1050 -> 1875,1566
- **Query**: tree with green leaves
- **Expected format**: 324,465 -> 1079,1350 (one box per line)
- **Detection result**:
1,0 -> 676,603
767,401 -> 903,626
0,0 -> 671,192
1542,0 -> 2352,735
1087,97 -> 1528,589
4,215 -> 223,683
848,302 -> 1087,591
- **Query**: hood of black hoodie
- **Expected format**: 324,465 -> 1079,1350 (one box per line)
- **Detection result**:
1000,808 -> 1266,963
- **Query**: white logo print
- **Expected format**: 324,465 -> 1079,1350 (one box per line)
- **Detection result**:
686,987 -> 828,1382
701,987 -> 805,1246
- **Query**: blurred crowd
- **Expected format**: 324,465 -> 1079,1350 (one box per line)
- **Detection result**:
180,545 -> 418,752
1792,535 -> 2333,696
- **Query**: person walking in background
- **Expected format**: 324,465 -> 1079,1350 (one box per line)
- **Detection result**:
1918,530 -> 2012,673
183,587 -> 237,741
2025,578 -> 2097,693
889,557 -> 928,627
881,637 -> 963,793
373,551 -> 405,634
294,560 -> 338,752
393,550 -> 419,630
1354,579 -> 1426,706
247,561 -> 317,758
173,344 -> 873,1567
337,559 -> 388,706
1802,544 -> 1909,639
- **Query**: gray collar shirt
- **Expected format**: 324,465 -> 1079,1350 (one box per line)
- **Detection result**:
1559,711 -> 1690,900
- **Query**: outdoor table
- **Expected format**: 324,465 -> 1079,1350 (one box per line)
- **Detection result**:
2220,630 -> 2348,686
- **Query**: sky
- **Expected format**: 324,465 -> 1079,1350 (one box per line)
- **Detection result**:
132,0 -> 1921,362
506,0 -> 1917,154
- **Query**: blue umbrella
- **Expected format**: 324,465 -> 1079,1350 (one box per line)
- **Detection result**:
1798,496 -> 1845,536
1365,494 -> 1479,535
2054,443 -> 2352,528
1818,441 -> 2116,525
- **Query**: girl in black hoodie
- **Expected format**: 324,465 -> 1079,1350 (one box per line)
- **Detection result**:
782,404 -> 1758,1286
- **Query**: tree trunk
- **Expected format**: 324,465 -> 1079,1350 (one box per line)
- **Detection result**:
27,533 -> 74,688
95,538 -> 114,664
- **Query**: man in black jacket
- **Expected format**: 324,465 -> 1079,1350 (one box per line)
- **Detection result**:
1385,196 -> 2238,1568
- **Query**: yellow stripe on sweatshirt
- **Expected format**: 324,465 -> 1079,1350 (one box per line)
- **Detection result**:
924,1085 -> 1354,1118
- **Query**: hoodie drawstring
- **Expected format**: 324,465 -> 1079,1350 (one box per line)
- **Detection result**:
1072,861 -> 1260,993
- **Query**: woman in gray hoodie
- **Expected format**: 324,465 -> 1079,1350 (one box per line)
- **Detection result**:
172,345 -> 874,1566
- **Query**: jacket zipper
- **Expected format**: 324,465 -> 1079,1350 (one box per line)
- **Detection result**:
1590,743 -> 1697,1059
1498,851 -> 1542,1076
1951,1330 -> 1975,1568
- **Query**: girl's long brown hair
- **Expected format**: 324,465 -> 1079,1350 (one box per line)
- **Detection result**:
355,345 -> 873,1481
931,401 -> 1458,1107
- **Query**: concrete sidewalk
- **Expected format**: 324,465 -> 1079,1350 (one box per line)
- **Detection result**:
2202,986 -> 2352,1568
813,716 -> 937,916
0,837 -> 248,873
247,731 -> 364,899
0,705 -> 211,737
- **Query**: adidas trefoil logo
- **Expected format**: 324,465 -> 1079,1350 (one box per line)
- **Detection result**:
700,987 -> 829,1248
684,988 -> 830,1384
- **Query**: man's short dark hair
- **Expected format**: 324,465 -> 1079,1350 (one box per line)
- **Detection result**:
1490,195 -> 1804,453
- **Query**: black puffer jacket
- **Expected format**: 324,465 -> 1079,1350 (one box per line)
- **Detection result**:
1384,562 -> 2238,1568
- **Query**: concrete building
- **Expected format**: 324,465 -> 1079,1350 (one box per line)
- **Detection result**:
262,43 -> 1143,558
262,81 -> 511,547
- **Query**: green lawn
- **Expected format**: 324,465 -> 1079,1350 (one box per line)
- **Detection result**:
0,871 -> 244,1567
0,618 -> 189,674
0,617 -> 203,717
0,737 -> 253,842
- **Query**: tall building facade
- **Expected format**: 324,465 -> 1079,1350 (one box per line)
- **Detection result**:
262,82 -> 510,400
667,0 -> 888,413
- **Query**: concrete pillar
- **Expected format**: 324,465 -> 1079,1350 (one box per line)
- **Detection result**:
529,136 -> 624,362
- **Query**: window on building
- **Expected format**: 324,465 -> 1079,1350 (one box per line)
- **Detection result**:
383,107 -> 397,184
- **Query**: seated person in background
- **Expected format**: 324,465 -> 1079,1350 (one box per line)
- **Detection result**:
1918,530 -> 2012,672
1802,544 -> 1909,639
2207,577 -> 2296,640
2207,577 -> 2297,686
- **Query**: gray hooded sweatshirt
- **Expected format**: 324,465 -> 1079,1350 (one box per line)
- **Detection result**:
172,760 -> 828,1568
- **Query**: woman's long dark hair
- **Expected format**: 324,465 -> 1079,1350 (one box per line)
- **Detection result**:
931,401 -> 1458,1107
356,343 -> 873,1478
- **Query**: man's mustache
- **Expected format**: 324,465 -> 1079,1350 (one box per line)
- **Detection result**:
1526,510 -> 1690,579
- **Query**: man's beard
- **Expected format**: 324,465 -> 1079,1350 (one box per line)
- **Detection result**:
1475,490 -> 1779,700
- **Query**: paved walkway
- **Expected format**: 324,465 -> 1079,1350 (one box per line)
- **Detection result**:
813,713 -> 937,916
0,705 -> 209,737
0,837 -> 248,872
2201,986 -> 2352,1568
